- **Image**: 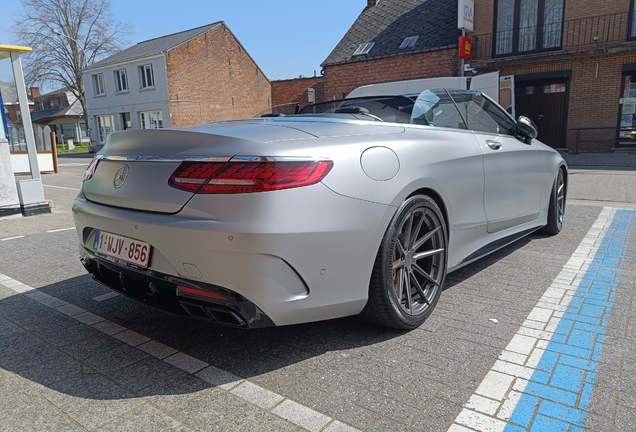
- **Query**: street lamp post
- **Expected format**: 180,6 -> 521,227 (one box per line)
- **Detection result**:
51,29 -> 87,68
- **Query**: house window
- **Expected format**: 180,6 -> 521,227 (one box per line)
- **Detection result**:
140,111 -> 163,129
121,112 -> 132,130
96,115 -> 114,144
139,64 -> 154,88
494,0 -> 564,56
115,69 -> 128,92
38,102 -> 44,110
399,36 -> 420,49
93,74 -> 105,95
48,98 -> 60,109
61,123 -> 77,140
630,1 -> 636,39
16,111 -> 21,122
353,42 -> 375,56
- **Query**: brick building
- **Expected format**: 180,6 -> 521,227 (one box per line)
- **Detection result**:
1,82 -> 37,152
469,0 -> 636,153
30,88 -> 89,148
82,23 -> 270,150
321,0 -> 461,100
270,76 -> 325,114
0,83 -> 37,124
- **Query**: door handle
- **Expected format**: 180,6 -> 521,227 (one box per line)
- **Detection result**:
486,140 -> 502,150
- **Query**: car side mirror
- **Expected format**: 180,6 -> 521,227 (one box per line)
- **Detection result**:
516,116 -> 538,140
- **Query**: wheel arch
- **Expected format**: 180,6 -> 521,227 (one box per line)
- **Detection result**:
559,163 -> 568,197
406,187 -> 449,232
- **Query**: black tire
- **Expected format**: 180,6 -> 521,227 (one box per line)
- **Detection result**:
541,168 -> 566,235
361,195 -> 448,330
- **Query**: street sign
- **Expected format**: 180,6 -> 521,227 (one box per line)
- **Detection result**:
308,88 -> 315,103
458,0 -> 475,32
459,36 -> 472,59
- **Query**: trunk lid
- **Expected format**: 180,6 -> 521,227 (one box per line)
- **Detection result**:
83,124 -> 315,213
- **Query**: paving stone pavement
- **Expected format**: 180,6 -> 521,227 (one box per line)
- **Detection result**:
451,207 -> 636,431
1,166 -> 636,430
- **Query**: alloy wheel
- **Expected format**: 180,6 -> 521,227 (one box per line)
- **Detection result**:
557,169 -> 565,226
391,207 -> 446,316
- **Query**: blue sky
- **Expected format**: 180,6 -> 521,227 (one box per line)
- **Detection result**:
0,0 -> 366,85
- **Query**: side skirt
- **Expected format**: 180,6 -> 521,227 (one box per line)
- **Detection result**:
449,226 -> 541,272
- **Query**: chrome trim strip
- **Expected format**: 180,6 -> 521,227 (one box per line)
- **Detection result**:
96,155 -> 331,163
229,156 -> 331,162
96,155 -> 230,163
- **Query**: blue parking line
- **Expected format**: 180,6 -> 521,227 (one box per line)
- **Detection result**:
504,209 -> 636,431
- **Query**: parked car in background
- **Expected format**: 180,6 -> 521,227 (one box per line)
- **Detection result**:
73,88 -> 567,329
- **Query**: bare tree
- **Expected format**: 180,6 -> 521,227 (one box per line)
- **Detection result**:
11,0 -> 132,144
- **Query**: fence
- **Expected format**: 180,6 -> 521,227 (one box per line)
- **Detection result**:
473,12 -> 632,61
568,126 -> 625,154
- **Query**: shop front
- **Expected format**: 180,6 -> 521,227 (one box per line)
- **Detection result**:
513,71 -> 570,150
618,64 -> 636,146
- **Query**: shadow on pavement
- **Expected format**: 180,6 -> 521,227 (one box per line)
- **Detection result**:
0,231 -> 544,404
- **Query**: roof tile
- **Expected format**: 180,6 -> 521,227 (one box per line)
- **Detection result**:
85,22 -> 222,71
322,0 -> 460,67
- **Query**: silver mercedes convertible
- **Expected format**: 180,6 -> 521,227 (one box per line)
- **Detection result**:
73,88 -> 567,330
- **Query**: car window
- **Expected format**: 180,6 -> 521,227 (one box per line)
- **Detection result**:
298,96 -> 415,123
450,92 -> 518,136
481,98 -> 518,136
411,90 -> 467,129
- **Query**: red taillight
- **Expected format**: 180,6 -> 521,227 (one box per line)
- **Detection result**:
83,157 -> 100,181
168,162 -> 225,192
178,285 -> 228,301
168,160 -> 333,194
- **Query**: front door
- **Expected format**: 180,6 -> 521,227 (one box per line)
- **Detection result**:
446,90 -> 545,233
515,79 -> 568,148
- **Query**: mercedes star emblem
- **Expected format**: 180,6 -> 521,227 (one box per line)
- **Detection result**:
113,165 -> 129,188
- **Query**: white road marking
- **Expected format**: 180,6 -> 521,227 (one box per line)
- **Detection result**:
47,227 -> 76,233
57,162 -> 90,166
451,207 -> 616,432
0,272 -> 360,431
43,184 -> 80,191
0,236 -> 25,241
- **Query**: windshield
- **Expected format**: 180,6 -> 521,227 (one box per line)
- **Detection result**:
294,89 -> 514,135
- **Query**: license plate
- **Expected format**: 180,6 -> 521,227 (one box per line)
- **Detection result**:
93,230 -> 151,268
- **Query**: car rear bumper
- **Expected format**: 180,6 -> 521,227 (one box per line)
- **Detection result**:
72,183 -> 396,326
80,252 -> 275,328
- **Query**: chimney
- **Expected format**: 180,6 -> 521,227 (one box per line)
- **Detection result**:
367,0 -> 376,6
29,87 -> 40,98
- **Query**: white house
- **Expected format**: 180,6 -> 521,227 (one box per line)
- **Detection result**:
81,32 -> 177,149
82,22 -> 271,150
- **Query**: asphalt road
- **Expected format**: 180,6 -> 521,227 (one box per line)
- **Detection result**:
0,153 -> 635,432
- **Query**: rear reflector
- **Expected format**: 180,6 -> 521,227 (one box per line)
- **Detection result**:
168,160 -> 333,194
178,285 -> 228,301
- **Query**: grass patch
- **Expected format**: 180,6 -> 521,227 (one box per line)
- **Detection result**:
56,143 -> 91,154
